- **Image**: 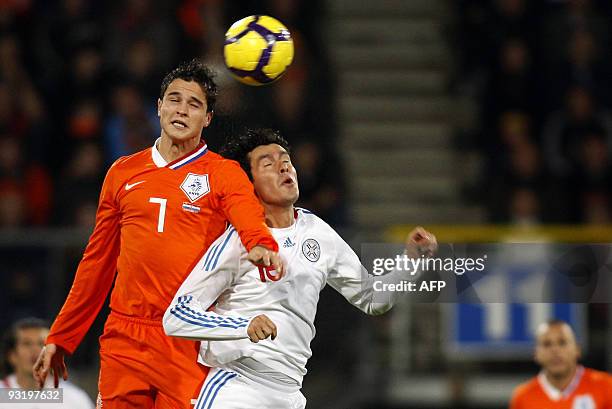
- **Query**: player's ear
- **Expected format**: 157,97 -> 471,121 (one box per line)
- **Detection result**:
157,99 -> 162,116
204,111 -> 213,127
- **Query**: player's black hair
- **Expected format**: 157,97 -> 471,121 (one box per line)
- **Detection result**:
0,317 -> 49,376
159,59 -> 218,113
220,128 -> 291,180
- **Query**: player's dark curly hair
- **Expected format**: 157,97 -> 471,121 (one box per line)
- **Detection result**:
0,317 -> 49,376
220,128 -> 291,180
159,59 -> 218,113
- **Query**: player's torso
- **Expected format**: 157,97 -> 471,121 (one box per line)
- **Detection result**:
215,212 -> 333,363
521,370 -> 610,409
112,149 -> 228,318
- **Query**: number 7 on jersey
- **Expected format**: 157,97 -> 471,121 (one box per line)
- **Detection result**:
149,197 -> 167,233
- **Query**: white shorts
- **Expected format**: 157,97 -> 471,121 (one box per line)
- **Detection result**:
192,367 -> 306,409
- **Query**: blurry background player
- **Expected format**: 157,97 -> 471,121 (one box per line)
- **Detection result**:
32,60 -> 283,409
163,128 -> 437,408
510,320 -> 612,408
0,318 -> 93,408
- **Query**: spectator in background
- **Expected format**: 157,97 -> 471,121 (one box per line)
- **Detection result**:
510,320 -> 612,408
542,86 -> 612,177
545,29 -> 612,111
569,132 -> 612,223
540,0 -> 610,69
0,318 -> 94,408
104,82 -> 159,163
53,142 -> 104,228
0,136 -> 52,227
482,38 -> 538,129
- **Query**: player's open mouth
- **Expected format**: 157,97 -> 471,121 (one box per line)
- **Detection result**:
281,176 -> 294,186
172,120 -> 188,129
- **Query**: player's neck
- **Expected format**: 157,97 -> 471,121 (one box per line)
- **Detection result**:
157,134 -> 201,163
264,205 -> 294,228
15,372 -> 36,389
545,365 -> 577,391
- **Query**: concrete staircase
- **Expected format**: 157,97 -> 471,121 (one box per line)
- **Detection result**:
327,0 -> 483,233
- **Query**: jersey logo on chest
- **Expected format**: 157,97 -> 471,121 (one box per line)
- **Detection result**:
302,239 -> 320,262
180,173 -> 210,202
572,395 -> 595,409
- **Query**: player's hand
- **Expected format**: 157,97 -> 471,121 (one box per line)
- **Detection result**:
405,226 -> 438,258
247,314 -> 277,343
33,344 -> 69,388
247,246 -> 285,277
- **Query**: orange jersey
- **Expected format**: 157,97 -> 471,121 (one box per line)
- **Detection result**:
510,366 -> 612,409
46,142 -> 277,354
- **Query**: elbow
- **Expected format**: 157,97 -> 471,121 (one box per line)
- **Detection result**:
162,307 -> 179,336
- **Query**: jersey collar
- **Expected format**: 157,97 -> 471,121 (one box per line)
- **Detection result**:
151,137 -> 209,169
538,365 -> 584,401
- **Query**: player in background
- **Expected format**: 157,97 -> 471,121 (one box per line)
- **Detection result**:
163,128 -> 437,408
0,318 -> 94,408
33,60 -> 283,409
510,320 -> 612,409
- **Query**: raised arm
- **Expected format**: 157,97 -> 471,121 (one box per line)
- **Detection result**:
327,227 -> 437,316
163,227 -> 276,343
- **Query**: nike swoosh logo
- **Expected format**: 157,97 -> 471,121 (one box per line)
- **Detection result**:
125,181 -> 146,190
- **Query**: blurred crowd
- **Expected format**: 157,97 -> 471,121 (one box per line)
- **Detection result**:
452,0 -> 612,224
0,0 -> 345,231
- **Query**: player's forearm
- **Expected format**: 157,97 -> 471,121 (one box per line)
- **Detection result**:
163,296 -> 250,340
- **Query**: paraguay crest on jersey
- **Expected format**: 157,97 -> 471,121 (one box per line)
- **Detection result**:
181,173 -> 210,202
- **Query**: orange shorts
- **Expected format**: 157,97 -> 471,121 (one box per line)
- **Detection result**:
97,311 -> 209,409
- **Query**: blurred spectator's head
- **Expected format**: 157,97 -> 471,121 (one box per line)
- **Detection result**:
499,38 -> 529,74
68,99 -> 102,139
0,188 -> 24,227
566,86 -> 593,120
582,192 -> 611,224
0,82 -> 13,123
112,83 -> 145,118
509,141 -> 540,178
580,133 -> 608,172
510,188 -> 540,225
72,46 -> 103,84
0,317 -> 48,378
496,0 -> 525,17
0,136 -> 22,172
125,38 -> 156,79
569,30 -> 596,66
267,0 -> 301,24
535,320 -> 580,379
499,111 -> 530,147
67,142 -> 103,178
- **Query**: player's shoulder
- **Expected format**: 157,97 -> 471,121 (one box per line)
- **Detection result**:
296,207 -> 327,227
296,207 -> 339,239
108,148 -> 152,173
583,367 -> 612,385
512,376 -> 540,399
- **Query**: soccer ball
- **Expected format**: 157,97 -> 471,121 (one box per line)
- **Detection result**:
224,15 -> 294,86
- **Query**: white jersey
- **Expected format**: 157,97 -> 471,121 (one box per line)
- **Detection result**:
0,374 -> 94,409
163,208 -> 400,386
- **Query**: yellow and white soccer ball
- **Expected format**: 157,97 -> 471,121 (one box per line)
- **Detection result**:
224,15 -> 294,86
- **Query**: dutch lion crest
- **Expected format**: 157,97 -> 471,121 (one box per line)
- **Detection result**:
180,173 -> 210,203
